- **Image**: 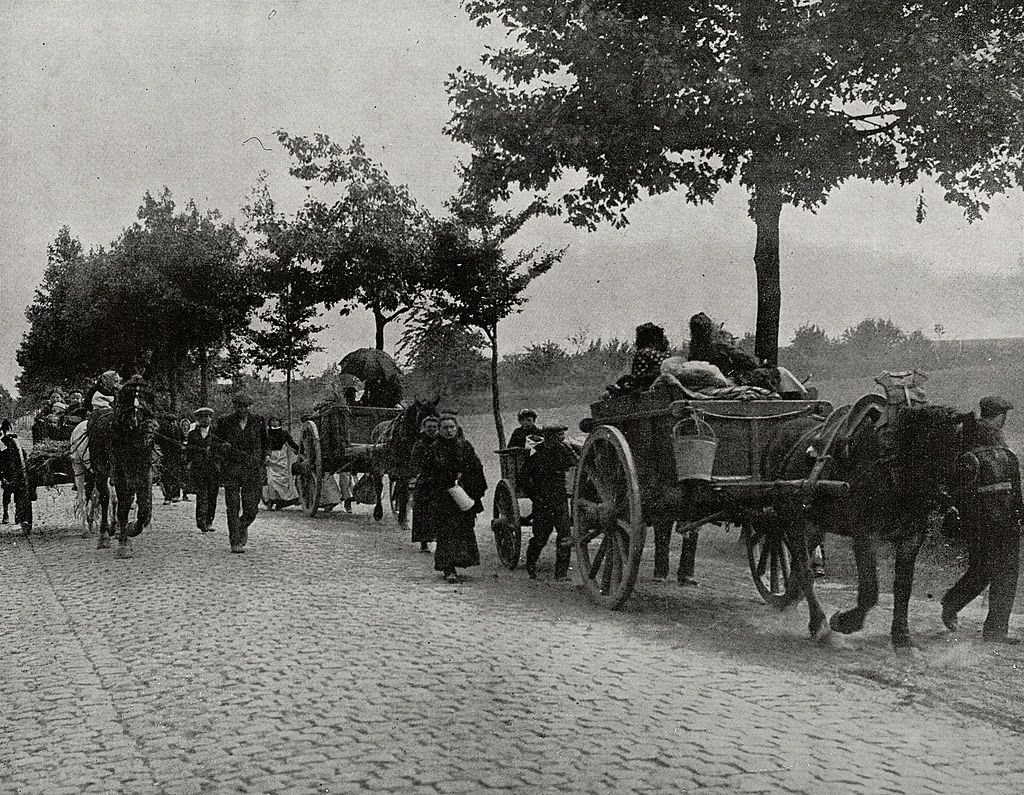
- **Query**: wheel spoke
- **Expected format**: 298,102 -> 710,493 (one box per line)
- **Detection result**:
584,467 -> 612,503
615,519 -> 633,559
609,529 -> 622,587
779,539 -> 791,582
589,534 -> 610,579
757,539 -> 771,579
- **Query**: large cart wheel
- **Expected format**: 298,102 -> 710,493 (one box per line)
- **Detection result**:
491,478 -> 522,570
296,420 -> 323,517
745,519 -> 800,609
572,425 -> 645,609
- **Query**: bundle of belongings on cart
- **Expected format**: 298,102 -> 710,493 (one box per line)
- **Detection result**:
608,314 -> 809,402
24,439 -> 76,487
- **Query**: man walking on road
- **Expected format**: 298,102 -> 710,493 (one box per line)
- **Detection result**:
215,395 -> 268,554
186,407 -> 220,533
520,425 -> 578,581
941,396 -> 1023,645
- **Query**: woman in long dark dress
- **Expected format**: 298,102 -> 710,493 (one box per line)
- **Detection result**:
409,415 -> 440,552
425,414 -> 486,583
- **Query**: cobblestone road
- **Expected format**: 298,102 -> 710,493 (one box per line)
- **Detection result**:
3,489 -> 1024,793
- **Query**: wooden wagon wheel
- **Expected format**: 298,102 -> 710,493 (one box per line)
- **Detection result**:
491,478 -> 522,570
745,519 -> 800,609
572,425 -> 645,609
296,420 -> 323,518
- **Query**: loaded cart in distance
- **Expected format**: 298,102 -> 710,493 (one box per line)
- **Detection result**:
571,393 -> 849,609
293,401 -> 402,517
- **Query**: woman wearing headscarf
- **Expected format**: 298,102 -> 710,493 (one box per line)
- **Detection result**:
614,323 -> 671,393
262,417 -> 300,510
409,414 -> 440,552
423,413 -> 486,583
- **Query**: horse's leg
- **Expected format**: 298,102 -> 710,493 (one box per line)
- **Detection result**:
74,468 -> 92,537
129,467 -> 152,538
114,469 -> 133,559
395,478 -> 411,532
652,519 -> 672,581
96,473 -> 111,549
890,516 -> 927,650
372,471 -> 384,521
785,520 -> 829,641
829,528 -> 880,635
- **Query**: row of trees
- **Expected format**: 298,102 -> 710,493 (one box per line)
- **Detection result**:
17,193 -> 258,409
17,135 -> 562,445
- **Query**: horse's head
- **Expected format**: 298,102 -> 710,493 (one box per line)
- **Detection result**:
113,376 -> 157,438
400,397 -> 439,438
892,404 -> 969,500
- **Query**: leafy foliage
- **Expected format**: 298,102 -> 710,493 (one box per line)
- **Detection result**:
414,174 -> 563,444
245,174 -> 325,382
399,318 -> 489,403
265,133 -> 434,349
16,191 -> 260,405
448,0 -> 1024,357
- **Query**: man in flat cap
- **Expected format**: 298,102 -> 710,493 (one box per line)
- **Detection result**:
941,395 -> 1023,644
214,395 -> 269,553
186,407 -> 220,533
520,425 -> 578,580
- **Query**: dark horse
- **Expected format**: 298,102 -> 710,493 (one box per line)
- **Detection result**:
762,393 -> 967,649
368,398 -> 439,529
87,376 -> 159,558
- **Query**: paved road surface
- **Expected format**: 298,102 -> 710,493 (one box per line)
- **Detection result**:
3,490 -> 1024,793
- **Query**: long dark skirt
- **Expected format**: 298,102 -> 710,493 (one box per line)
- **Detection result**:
433,499 -> 480,572
411,486 -> 436,543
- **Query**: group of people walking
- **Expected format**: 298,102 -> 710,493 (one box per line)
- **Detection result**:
9,356 -> 1023,643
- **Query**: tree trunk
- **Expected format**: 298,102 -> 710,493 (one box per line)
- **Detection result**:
286,368 -> 292,431
751,182 -> 783,365
199,348 -> 209,407
488,327 -> 506,449
373,306 -> 386,351
168,364 -> 179,412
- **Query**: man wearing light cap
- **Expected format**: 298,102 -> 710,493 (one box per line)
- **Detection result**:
186,407 -> 219,533
941,395 -> 1022,644
519,424 -> 578,580
214,395 -> 269,553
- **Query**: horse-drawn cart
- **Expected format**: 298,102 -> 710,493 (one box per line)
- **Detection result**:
571,394 -> 850,610
294,402 -> 402,517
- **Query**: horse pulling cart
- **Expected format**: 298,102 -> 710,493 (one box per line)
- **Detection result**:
293,401 -> 402,517
570,394 -> 850,611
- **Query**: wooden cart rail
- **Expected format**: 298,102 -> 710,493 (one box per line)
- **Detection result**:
571,396 -> 846,610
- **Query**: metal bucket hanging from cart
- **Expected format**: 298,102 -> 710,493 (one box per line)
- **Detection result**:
672,411 -> 718,481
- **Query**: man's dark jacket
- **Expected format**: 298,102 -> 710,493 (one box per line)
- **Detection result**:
214,413 -> 269,482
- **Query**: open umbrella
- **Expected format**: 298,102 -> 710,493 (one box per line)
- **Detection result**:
338,348 -> 401,384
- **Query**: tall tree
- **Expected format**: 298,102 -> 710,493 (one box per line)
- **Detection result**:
270,133 -> 433,350
115,189 -> 260,407
419,181 -> 561,446
448,1 -> 1024,362
16,227 -> 90,396
245,175 -> 325,425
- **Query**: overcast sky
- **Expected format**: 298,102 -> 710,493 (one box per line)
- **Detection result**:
2,1 -> 1023,393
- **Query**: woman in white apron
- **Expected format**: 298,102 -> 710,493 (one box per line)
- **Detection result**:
263,418 -> 299,509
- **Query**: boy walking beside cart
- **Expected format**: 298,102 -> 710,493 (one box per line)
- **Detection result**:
520,425 -> 578,581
